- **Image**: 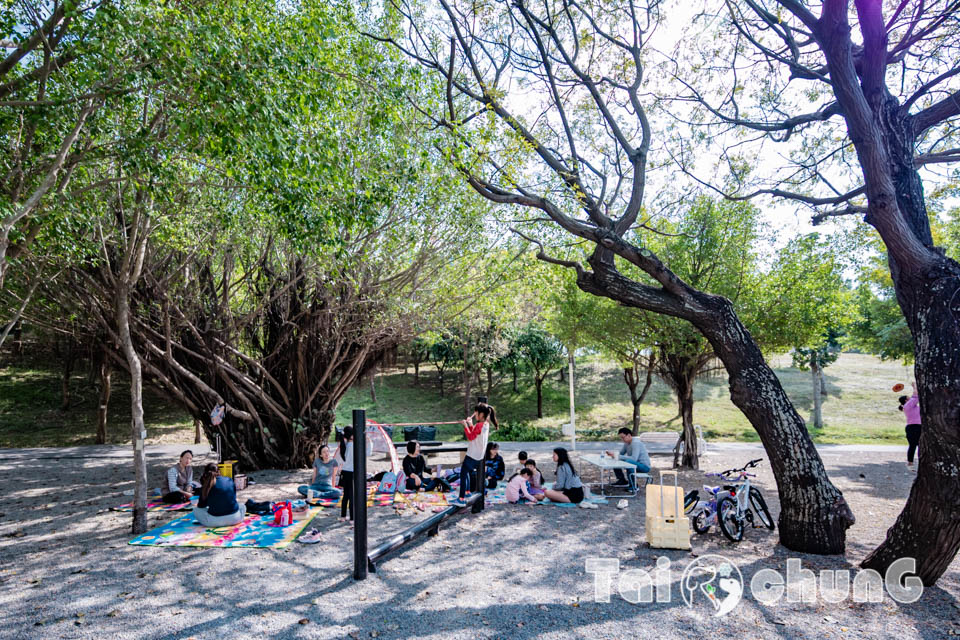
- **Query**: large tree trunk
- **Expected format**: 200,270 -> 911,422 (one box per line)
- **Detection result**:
809,2 -> 960,582
811,356 -> 823,430
95,360 -> 111,445
861,260 -> 960,584
571,254 -> 854,553
413,359 -> 420,385
695,299 -> 854,554
438,365 -> 444,397
193,418 -> 202,445
485,367 -> 493,398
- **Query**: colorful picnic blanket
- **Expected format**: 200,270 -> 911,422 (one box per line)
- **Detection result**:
311,481 -> 608,509
128,507 -> 321,548
112,496 -> 198,512
307,482 -> 395,508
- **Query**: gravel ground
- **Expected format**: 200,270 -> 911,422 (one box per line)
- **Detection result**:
0,446 -> 957,640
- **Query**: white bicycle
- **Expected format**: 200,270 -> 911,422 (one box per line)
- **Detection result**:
701,458 -> 775,542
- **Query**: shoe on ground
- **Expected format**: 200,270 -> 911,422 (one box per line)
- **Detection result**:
298,528 -> 322,544
449,499 -> 466,507
578,501 -> 598,509
616,499 -> 629,510
610,480 -> 630,487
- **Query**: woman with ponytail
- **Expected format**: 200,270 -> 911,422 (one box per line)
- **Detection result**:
194,463 -> 246,526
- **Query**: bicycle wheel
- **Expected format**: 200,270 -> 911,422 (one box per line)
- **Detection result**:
749,488 -> 775,530
717,496 -> 744,542
692,509 -> 711,534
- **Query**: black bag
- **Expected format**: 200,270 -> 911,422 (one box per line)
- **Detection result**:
419,425 -> 437,441
403,426 -> 421,441
245,499 -> 272,515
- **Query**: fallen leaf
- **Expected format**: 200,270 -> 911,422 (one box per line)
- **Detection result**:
298,618 -> 310,625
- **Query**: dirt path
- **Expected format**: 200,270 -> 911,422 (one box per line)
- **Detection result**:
0,448 -> 955,639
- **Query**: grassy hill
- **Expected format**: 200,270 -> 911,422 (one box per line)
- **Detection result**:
0,352 -> 914,448
337,352 -> 914,444
0,366 -> 195,448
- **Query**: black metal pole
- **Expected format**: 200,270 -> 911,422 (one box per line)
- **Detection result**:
353,409 -> 368,581
367,490 -> 481,572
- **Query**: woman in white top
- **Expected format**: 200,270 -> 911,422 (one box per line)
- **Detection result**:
451,403 -> 498,506
335,426 -> 373,525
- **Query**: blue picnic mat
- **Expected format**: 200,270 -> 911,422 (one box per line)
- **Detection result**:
128,507 -> 321,548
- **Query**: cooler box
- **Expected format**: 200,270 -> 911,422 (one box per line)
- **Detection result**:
218,460 -> 238,479
645,470 -> 691,550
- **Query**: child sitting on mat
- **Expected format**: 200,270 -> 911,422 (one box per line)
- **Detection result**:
484,442 -> 505,489
524,459 -> 546,499
402,441 -> 451,493
515,450 -> 528,475
505,468 -> 537,505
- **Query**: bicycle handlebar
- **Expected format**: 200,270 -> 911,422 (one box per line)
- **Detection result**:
714,459 -> 765,477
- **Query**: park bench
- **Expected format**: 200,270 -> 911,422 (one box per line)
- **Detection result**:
419,444 -> 468,463
638,425 -> 708,457
392,441 -> 468,463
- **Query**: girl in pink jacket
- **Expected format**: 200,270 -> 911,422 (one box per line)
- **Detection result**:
505,468 -> 537,505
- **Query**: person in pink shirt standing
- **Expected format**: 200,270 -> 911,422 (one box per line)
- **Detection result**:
899,383 -> 922,471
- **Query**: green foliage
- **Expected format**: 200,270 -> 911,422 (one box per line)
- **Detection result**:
494,421 -> 556,442
844,228 -> 915,363
515,324 -> 565,379
791,327 -> 843,371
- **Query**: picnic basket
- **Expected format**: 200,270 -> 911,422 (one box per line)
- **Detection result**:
645,470 -> 691,550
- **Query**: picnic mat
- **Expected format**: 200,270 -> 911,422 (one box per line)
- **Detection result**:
307,483 -> 394,508
541,483 -> 609,507
128,507 -> 321,548
112,496 -> 198,512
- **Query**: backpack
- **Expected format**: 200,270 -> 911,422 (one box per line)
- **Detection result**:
376,471 -> 398,494
271,500 -> 293,526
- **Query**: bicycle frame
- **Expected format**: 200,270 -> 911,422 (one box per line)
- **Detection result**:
690,458 -> 763,535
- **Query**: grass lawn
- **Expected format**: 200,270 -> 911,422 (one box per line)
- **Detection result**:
0,352 -> 913,448
0,366 -> 195,447
337,352 -> 914,444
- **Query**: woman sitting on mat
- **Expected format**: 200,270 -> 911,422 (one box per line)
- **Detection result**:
505,468 -> 537,505
162,450 -> 201,504
194,463 -> 246,527
543,447 -> 590,506
402,441 -> 451,493
298,443 -> 342,500
484,441 -> 505,489
524,459 -> 546,499
450,403 -> 497,507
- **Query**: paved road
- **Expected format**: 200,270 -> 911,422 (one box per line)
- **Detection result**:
0,439 -> 901,461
